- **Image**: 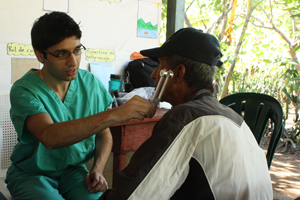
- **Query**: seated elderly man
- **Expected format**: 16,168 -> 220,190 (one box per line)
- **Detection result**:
99,28 -> 273,200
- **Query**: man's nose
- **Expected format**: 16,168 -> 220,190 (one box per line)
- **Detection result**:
67,52 -> 78,66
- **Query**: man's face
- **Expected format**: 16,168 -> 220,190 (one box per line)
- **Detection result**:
42,36 -> 82,82
151,56 -> 175,104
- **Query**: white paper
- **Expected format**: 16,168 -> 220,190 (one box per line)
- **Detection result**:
137,0 -> 159,39
89,62 -> 115,91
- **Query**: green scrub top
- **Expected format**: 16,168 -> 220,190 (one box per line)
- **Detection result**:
8,69 -> 113,177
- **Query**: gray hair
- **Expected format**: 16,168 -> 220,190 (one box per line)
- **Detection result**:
165,54 -> 219,92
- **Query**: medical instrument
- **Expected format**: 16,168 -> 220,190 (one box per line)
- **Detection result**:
151,69 -> 174,104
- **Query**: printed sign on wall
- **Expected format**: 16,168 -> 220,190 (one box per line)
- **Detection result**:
7,43 -> 34,56
85,48 -> 116,62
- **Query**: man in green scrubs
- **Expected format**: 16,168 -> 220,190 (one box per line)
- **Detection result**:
5,11 -> 156,200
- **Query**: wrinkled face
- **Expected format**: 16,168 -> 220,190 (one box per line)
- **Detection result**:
151,56 -> 176,105
42,36 -> 82,82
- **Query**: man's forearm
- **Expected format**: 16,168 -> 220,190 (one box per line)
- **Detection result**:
92,128 -> 113,174
26,95 -> 156,150
31,109 -> 116,150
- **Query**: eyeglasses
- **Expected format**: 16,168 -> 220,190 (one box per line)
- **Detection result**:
44,45 -> 86,60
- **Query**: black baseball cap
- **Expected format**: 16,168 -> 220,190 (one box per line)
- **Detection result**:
140,27 -> 223,68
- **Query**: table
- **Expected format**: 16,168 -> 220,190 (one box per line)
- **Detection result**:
110,108 -> 168,172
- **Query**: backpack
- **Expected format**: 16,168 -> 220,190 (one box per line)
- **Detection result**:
124,58 -> 159,92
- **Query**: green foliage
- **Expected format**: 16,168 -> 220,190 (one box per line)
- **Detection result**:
282,71 -> 300,139
160,0 -> 167,44
283,0 -> 293,4
294,45 -> 300,52
291,13 -> 300,18
215,64 -> 286,101
160,0 -> 300,138
213,0 -> 224,11
281,68 -> 300,101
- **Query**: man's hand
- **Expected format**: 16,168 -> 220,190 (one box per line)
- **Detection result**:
85,171 -> 108,193
113,95 -> 157,123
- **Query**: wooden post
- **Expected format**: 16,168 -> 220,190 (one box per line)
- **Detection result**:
166,0 -> 185,39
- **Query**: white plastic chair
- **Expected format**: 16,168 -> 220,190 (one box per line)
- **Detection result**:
0,91 -> 16,200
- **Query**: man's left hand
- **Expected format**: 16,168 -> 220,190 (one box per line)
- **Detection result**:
85,171 -> 108,193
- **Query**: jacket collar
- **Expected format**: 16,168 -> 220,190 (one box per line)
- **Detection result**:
188,89 -> 212,102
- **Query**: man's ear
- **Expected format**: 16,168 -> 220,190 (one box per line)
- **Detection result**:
174,64 -> 186,84
34,49 -> 45,63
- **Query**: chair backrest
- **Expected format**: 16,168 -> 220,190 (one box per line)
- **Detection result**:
0,91 -> 18,177
219,92 -> 283,169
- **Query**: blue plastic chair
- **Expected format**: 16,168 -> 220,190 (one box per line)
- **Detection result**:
220,92 -> 283,169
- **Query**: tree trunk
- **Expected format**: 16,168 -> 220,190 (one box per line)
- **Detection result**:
218,0 -> 230,41
220,0 -> 263,99
220,17 -> 251,98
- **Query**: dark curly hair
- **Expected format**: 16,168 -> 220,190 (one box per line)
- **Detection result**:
31,11 -> 82,58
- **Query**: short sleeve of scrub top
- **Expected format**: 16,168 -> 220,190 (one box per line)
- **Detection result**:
10,69 -> 113,143
8,69 -> 113,175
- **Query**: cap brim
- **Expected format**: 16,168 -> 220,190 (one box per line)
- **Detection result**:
140,47 -> 167,62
